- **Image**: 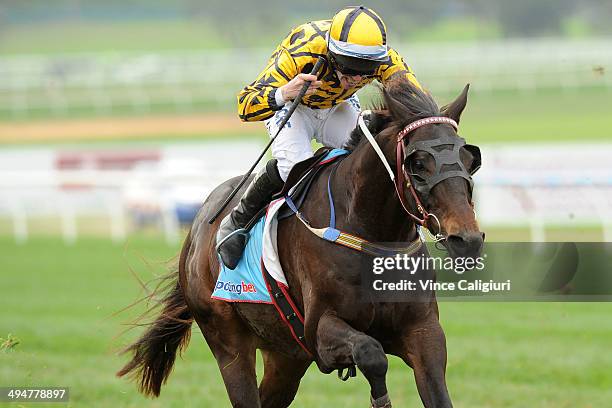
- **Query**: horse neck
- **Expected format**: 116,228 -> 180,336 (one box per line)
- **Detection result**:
335,135 -> 417,242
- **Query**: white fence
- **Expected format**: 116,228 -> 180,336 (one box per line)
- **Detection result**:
0,142 -> 611,244
1,38 -> 611,119
475,143 -> 612,241
0,141 -> 262,244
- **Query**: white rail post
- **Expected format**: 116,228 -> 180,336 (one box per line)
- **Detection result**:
9,198 -> 28,244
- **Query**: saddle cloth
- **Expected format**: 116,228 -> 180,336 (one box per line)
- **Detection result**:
211,148 -> 348,303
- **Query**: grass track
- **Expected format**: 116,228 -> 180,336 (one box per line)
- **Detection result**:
455,88 -> 612,144
1,236 -> 611,407
1,88 -> 609,146
0,21 -> 227,55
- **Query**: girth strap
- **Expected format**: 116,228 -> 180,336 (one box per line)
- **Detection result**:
262,265 -> 312,356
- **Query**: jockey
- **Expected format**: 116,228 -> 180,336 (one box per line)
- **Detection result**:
217,5 -> 423,269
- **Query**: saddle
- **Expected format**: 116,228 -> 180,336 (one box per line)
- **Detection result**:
278,147 -> 346,220
227,146 -> 348,357
245,147 -> 348,229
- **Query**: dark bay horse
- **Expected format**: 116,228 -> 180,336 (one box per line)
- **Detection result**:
117,79 -> 484,407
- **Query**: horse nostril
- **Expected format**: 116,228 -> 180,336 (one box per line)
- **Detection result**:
446,234 -> 467,251
446,232 -> 484,256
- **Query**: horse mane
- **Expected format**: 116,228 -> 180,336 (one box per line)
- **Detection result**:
344,77 -> 440,152
344,107 -> 389,151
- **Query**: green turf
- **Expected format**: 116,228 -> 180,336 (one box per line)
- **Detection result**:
0,21 -> 229,55
455,87 -> 612,144
1,88 -> 609,146
0,98 -> 227,123
483,226 -> 606,242
368,87 -> 612,145
0,16 -> 598,56
1,236 -> 611,407
0,18 -> 497,55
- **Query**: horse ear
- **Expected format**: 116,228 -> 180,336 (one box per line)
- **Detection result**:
441,84 -> 470,124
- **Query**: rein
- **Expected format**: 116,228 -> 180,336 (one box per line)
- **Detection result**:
283,113 -> 465,255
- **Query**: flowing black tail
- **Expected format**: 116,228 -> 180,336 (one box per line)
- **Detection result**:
117,268 -> 193,397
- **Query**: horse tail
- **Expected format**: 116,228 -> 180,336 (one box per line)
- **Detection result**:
116,264 -> 193,397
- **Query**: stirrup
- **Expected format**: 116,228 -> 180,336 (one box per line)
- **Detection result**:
215,228 -> 250,254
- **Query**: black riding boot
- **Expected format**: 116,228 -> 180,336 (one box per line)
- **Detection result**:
216,159 -> 284,269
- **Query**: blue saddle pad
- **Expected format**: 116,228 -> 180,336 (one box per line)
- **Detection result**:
211,149 -> 348,304
318,148 -> 349,163
212,216 -> 272,303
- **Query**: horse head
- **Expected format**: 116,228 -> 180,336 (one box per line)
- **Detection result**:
371,79 -> 484,259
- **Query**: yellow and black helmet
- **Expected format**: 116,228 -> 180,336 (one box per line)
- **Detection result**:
327,5 -> 389,75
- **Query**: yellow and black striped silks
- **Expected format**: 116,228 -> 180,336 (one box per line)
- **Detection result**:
237,19 -> 421,122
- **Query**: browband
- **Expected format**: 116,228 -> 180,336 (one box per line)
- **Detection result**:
397,117 -> 458,141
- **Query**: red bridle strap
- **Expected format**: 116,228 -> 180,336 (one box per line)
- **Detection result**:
395,117 -> 459,226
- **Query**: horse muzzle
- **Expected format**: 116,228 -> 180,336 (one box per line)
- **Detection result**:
444,231 -> 485,259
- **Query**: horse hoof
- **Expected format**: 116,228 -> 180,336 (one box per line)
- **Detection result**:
371,393 -> 391,408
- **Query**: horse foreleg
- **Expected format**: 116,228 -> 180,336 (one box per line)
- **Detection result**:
258,350 -> 311,408
397,317 -> 453,408
316,312 -> 391,407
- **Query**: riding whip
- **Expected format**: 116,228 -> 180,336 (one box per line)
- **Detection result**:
208,56 -> 326,224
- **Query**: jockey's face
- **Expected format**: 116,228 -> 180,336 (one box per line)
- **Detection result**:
336,71 -> 372,89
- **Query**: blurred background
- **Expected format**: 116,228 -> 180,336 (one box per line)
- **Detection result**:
1,1 -> 611,407
0,0 -> 611,243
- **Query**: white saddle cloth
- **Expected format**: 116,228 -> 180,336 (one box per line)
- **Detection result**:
262,197 -> 289,286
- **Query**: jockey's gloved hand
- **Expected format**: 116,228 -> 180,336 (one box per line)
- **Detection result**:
279,74 -> 322,102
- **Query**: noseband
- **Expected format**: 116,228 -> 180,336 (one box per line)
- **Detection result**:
358,112 -> 481,240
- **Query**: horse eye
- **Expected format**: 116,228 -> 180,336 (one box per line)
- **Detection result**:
413,159 -> 425,171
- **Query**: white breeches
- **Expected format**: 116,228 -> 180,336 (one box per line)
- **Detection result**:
264,95 -> 361,181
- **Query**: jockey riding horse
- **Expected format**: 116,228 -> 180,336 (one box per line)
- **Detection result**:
118,7 -> 485,407
217,5 -> 425,269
